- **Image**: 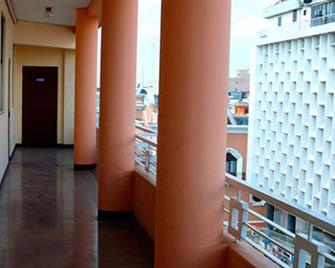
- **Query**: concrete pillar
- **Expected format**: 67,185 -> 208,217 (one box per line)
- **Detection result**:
74,8 -> 98,170
98,0 -> 138,215
155,1 -> 231,267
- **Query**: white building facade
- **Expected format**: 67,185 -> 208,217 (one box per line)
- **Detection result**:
248,0 -> 335,224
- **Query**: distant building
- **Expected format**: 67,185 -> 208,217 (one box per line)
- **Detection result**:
249,0 -> 335,232
229,69 -> 250,92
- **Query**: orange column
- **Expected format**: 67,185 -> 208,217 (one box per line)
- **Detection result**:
98,0 -> 138,215
155,1 -> 231,267
74,8 -> 98,170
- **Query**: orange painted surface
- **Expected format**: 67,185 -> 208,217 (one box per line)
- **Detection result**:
155,0 -> 231,267
88,0 -> 101,19
74,8 -> 98,166
133,171 -> 276,268
227,133 -> 248,172
134,172 -> 156,240
133,171 -> 267,240
235,106 -> 248,115
98,0 -> 138,212
225,242 -> 278,268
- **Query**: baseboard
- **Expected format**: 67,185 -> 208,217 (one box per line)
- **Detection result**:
74,163 -> 97,171
9,144 -> 17,161
16,144 -> 74,148
97,210 -> 134,221
57,144 -> 74,148
0,143 -> 19,189
131,217 -> 155,260
0,167 -> 7,190
0,156 -> 12,190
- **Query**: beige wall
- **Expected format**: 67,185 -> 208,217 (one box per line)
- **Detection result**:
0,18 -> 77,180
0,0 -> 14,182
12,21 -> 76,145
63,50 -> 75,145
14,21 -> 75,49
14,45 -> 75,144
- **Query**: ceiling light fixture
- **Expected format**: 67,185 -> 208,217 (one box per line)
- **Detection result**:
44,7 -> 54,18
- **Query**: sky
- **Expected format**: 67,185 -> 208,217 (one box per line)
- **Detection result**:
136,0 -> 162,84
98,0 -> 274,87
230,1 -> 269,76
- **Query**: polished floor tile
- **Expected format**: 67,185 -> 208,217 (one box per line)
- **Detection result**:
0,148 -> 153,268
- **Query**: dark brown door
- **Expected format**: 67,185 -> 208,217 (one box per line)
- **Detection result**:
22,66 -> 58,147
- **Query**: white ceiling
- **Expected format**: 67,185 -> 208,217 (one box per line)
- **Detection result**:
11,0 -> 91,26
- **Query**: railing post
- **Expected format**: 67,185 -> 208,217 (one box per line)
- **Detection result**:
293,234 -> 326,268
228,198 -> 248,241
225,174 -> 335,266
144,145 -> 150,173
237,190 -> 242,201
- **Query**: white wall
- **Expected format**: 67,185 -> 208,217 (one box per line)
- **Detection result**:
249,30 -> 335,220
0,0 -> 14,182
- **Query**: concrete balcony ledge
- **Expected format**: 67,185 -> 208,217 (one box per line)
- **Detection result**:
227,125 -> 248,134
225,240 -> 278,268
263,0 -> 301,18
135,166 -> 156,187
133,170 -> 278,268
257,19 -> 335,46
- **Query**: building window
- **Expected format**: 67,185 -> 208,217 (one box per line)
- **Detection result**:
226,148 -> 244,179
226,152 -> 238,176
293,10 -> 298,22
311,2 -> 335,26
277,16 -> 282,27
0,16 -> 4,113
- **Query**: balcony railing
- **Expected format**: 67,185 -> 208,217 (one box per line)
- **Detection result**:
225,174 -> 335,268
135,124 -> 157,176
259,12 -> 335,41
311,13 -> 335,27
134,125 -> 335,268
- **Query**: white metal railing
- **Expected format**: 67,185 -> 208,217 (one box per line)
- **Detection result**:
225,173 -> 335,268
135,123 -> 157,134
259,12 -> 335,40
135,124 -> 157,176
133,126 -> 335,268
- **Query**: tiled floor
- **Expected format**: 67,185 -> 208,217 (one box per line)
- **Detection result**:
0,148 -> 153,268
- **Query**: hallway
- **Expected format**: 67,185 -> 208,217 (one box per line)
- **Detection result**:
0,148 -> 153,268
